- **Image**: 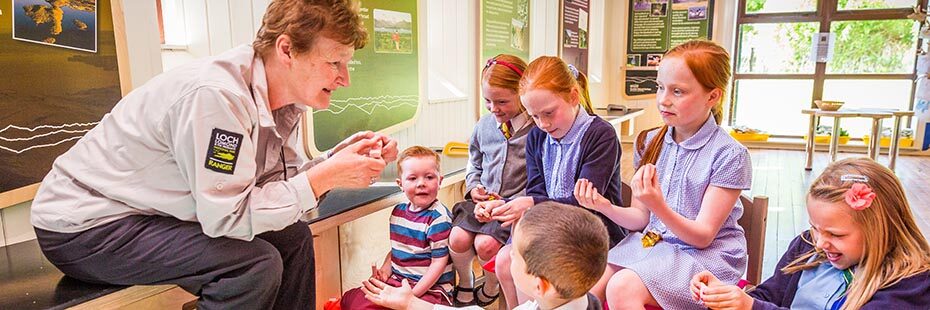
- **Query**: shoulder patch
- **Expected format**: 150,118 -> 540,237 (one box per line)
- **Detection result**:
205,128 -> 243,174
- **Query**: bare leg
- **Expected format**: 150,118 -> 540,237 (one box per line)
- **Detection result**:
589,264 -> 621,303
605,269 -> 659,310
474,234 -> 503,297
495,244 -> 518,309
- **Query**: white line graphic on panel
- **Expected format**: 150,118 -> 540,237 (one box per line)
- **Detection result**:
1,129 -> 93,141
316,95 -> 418,115
0,122 -> 98,133
0,135 -> 85,154
0,122 -> 98,154
626,77 -> 655,83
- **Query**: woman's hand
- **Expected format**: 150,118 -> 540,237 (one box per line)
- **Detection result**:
491,197 -> 533,227
307,137 -> 387,197
631,164 -> 665,211
574,179 -> 613,211
329,131 -> 398,163
690,271 -> 753,310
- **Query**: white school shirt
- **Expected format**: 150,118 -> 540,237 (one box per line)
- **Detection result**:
31,45 -> 321,241
433,294 -> 590,310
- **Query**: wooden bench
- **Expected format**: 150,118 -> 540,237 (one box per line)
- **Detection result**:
0,239 -> 195,310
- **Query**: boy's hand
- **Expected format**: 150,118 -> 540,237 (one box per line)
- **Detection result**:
690,271 -> 753,310
475,199 -> 505,222
574,179 -> 612,211
371,264 -> 387,282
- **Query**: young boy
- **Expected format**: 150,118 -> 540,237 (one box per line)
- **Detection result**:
341,146 -> 455,308
362,201 -> 608,310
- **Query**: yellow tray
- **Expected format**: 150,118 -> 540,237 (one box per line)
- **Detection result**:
442,141 -> 469,157
862,136 -> 914,148
730,131 -> 770,142
805,135 -> 850,145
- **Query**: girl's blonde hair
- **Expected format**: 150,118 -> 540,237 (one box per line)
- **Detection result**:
482,54 -> 528,111
635,40 -> 730,168
518,56 -> 594,114
783,157 -> 930,310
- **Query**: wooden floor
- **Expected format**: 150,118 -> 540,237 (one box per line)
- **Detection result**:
618,144 -> 930,279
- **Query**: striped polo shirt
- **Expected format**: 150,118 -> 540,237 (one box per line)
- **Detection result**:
389,200 -> 454,291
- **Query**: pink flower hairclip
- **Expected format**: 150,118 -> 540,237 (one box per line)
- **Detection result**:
841,174 -> 875,210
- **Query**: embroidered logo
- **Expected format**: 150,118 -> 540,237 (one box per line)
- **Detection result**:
205,128 -> 243,174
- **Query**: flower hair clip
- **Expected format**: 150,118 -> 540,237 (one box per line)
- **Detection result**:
841,174 -> 875,211
567,63 -> 580,79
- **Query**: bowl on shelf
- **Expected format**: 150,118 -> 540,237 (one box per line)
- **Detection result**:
815,100 -> 845,111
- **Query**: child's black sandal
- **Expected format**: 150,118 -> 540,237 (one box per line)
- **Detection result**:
474,283 -> 500,307
451,286 -> 476,307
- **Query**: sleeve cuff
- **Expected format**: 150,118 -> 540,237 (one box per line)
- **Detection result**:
289,170 -> 319,213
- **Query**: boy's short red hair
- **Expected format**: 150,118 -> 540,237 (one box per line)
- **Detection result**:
396,146 -> 440,175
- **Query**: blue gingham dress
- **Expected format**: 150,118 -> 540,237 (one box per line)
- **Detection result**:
607,115 -> 751,309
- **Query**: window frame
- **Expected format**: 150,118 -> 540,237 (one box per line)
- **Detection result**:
730,0 -> 927,136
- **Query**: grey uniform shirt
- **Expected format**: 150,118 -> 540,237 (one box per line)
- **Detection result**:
31,45 -> 320,241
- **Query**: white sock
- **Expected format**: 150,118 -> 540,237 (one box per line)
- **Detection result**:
478,257 -> 500,295
450,247 -> 476,289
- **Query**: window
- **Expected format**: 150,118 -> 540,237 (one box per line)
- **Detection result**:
730,0 -> 926,137
156,0 -> 188,48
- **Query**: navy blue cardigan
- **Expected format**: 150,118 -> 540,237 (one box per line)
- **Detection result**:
524,116 -> 626,246
749,231 -> 930,309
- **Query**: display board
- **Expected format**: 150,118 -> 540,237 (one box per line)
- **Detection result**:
623,0 -> 714,98
0,0 -> 128,207
307,0 -> 420,153
477,0 -> 530,116
560,0 -> 589,74
480,0 -> 530,64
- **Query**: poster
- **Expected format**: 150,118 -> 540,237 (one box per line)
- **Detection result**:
309,0 -> 420,152
560,0 -> 589,74
0,0 -> 124,202
13,0 -> 97,52
624,0 -> 714,98
481,0 -> 530,63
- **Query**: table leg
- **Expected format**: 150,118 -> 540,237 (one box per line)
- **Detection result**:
829,117 -> 841,162
805,114 -> 817,170
868,118 -> 882,160
889,115 -> 903,170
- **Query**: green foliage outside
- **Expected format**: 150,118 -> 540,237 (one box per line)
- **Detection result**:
742,0 -> 917,74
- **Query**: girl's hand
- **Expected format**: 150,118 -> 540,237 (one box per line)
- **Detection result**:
632,164 -> 665,211
574,179 -> 613,211
475,199 -> 505,222
470,185 -> 491,202
491,197 -> 533,227
690,271 -> 753,310
470,185 -> 503,202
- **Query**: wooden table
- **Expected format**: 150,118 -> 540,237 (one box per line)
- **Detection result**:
802,108 -> 914,170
